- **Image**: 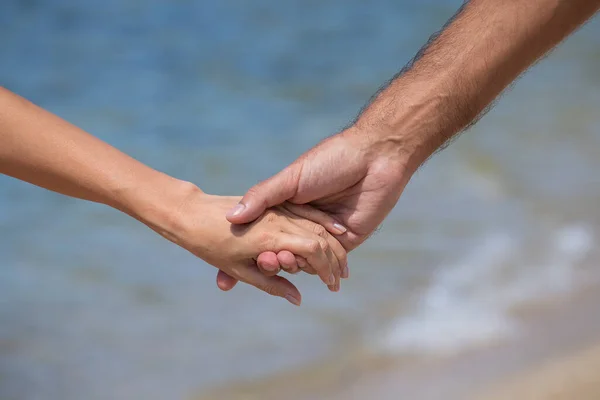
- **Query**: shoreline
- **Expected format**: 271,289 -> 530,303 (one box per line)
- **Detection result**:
194,280 -> 600,400
473,342 -> 600,400
331,281 -> 600,400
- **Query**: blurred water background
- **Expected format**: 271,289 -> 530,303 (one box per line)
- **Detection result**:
1,1 -> 600,399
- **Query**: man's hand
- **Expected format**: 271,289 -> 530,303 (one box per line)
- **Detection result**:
227,127 -> 409,250
216,0 -> 599,291
217,126 -> 412,290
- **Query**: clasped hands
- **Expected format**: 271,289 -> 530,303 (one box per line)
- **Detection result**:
0,88 -> 408,307
175,126 -> 409,306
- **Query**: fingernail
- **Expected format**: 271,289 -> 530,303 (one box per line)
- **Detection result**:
227,203 -> 246,218
328,273 -> 336,285
332,223 -> 347,234
285,294 -> 301,306
342,265 -> 349,279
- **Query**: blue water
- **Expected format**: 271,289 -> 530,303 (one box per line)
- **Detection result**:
1,1 -> 600,399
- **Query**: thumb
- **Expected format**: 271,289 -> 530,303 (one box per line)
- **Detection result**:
216,270 -> 238,291
226,165 -> 299,224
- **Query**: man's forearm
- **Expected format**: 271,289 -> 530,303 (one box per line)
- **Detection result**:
355,0 -> 600,173
0,87 -> 194,230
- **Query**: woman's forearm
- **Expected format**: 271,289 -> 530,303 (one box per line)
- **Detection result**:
0,87 -> 345,300
0,87 -> 193,232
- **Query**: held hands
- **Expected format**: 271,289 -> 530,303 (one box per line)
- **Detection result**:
151,186 -> 347,306
0,87 -> 347,305
219,126 -> 411,290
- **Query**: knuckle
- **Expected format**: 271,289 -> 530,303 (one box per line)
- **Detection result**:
245,184 -> 262,199
257,231 -> 275,249
306,240 -> 322,255
312,224 -> 327,237
246,185 -> 270,210
261,284 -> 281,297
318,238 -> 330,253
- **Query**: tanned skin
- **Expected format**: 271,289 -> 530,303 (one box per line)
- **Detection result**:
220,0 -> 600,289
0,87 -> 349,305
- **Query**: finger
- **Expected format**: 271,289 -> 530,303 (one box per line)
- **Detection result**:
277,250 -> 299,274
323,228 -> 349,279
226,165 -> 300,225
324,242 -> 341,292
274,233 -> 335,286
311,222 -> 348,281
280,208 -> 348,280
216,270 -> 239,291
231,263 -> 302,306
287,221 -> 346,289
283,202 -> 347,236
256,252 -> 280,276
296,256 -> 318,275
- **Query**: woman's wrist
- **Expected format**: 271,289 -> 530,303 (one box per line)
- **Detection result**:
117,172 -> 205,247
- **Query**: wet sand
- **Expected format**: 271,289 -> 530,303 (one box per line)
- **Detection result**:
341,283 -> 600,400
474,342 -> 600,400
194,281 -> 600,400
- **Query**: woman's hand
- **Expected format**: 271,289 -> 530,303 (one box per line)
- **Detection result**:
148,185 -> 347,306
0,88 -> 346,305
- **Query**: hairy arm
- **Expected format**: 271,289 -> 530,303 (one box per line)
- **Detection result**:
356,0 -> 600,176
220,0 -> 598,292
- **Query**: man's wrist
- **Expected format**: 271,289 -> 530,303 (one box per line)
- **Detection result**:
351,82 -> 451,176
